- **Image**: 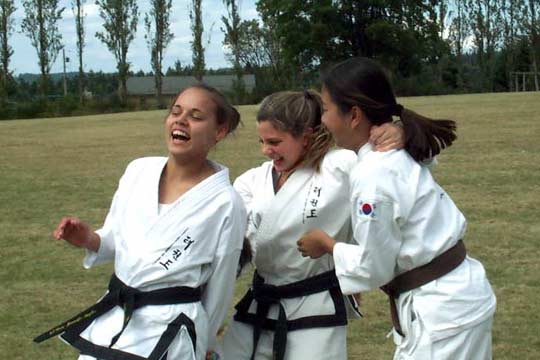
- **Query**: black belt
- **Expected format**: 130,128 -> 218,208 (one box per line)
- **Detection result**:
34,274 -> 201,360
381,240 -> 467,336
234,270 -> 347,360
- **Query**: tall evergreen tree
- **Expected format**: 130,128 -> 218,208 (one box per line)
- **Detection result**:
95,0 -> 139,103
190,0 -> 205,81
21,0 -> 64,96
72,0 -> 85,104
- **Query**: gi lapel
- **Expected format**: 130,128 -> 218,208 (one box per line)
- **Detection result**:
251,167 -> 312,272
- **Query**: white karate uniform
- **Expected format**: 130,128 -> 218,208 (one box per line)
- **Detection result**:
221,149 -> 359,360
73,157 -> 246,360
333,143 -> 496,359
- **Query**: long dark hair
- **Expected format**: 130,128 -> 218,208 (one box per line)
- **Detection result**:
322,57 -> 456,161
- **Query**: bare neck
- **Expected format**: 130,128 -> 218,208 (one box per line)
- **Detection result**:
350,125 -> 372,153
159,156 -> 215,204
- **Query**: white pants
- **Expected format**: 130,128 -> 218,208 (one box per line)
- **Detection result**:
393,316 -> 493,360
220,319 -> 347,360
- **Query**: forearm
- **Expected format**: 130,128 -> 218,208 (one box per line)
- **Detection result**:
321,231 -> 336,255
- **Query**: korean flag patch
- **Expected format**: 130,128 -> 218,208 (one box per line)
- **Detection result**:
359,200 -> 377,219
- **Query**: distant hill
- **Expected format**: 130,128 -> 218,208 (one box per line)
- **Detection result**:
17,72 -> 80,83
16,71 -> 117,83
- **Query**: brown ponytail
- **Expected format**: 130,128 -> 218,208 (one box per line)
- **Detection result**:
399,108 -> 457,161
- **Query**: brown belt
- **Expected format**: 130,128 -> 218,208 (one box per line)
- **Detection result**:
380,239 -> 466,336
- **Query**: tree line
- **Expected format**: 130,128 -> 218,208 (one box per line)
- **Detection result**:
0,0 -> 539,119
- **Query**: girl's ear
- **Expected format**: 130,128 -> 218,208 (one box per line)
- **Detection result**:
302,127 -> 314,147
215,124 -> 228,143
349,105 -> 366,129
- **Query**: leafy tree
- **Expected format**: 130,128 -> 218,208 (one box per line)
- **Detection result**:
221,0 -> 245,99
255,0 -> 447,82
523,0 -> 540,90
21,0 -> 64,96
223,18 -> 292,92
0,0 -> 16,98
465,0 -> 504,90
144,0 -> 173,104
95,0 -> 139,103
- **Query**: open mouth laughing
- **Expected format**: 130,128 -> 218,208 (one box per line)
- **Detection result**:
171,129 -> 191,143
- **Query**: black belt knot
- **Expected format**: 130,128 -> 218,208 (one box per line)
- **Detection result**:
34,274 -> 202,348
250,273 -> 288,360
237,270 -> 345,360
252,282 -> 281,305
107,277 -> 142,348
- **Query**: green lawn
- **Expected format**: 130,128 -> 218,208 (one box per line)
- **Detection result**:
1,92 -> 539,359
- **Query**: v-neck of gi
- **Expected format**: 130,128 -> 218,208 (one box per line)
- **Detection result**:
153,157 -> 225,217
270,165 -> 306,197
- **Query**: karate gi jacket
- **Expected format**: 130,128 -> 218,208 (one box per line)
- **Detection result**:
228,149 -> 359,359
333,144 -> 496,347
80,157 -> 246,359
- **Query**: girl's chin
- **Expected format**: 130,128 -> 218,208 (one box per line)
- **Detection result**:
273,161 -> 292,173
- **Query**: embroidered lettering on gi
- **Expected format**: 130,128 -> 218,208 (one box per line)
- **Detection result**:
172,249 -> 182,260
183,236 -> 194,250
159,259 -> 174,270
154,229 -> 195,270
303,184 -> 323,223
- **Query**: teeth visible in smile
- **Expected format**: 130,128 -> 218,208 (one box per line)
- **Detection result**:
172,130 -> 190,140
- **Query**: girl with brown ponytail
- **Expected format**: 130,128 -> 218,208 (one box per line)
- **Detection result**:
297,57 -> 496,359
220,90 -> 404,360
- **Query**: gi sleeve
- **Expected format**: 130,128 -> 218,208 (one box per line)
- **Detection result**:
83,190 -> 119,268
83,161 -> 136,268
233,168 -> 256,210
202,200 -> 246,352
333,165 -> 406,295
233,167 -> 258,255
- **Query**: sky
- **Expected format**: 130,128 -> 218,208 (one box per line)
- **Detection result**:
10,0 -> 258,75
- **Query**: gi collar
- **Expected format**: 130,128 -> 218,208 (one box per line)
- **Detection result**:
356,142 -> 373,161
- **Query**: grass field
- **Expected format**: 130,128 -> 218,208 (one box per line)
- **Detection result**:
1,92 -> 539,359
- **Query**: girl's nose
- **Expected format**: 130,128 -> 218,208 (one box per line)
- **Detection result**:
261,143 -> 273,157
174,113 -> 188,126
